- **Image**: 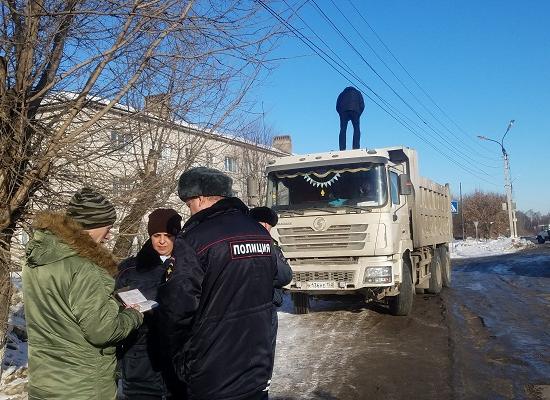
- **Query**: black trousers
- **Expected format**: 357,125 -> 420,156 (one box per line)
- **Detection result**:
242,392 -> 269,400
270,307 -> 278,378
338,110 -> 361,150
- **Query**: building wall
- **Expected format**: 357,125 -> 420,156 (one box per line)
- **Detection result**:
11,102 -> 289,265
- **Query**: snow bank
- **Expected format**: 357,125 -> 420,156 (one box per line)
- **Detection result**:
1,273 -> 28,400
450,237 -> 534,259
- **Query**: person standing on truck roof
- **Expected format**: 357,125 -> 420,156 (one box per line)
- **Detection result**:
336,86 -> 365,150
249,206 -> 293,383
157,167 -> 277,400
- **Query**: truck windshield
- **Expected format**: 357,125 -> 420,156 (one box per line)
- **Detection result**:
267,163 -> 387,210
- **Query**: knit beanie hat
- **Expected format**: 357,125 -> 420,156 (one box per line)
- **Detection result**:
66,188 -> 117,229
249,206 -> 278,227
147,208 -> 182,236
177,167 -> 233,201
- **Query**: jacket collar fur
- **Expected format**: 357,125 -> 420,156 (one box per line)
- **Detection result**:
135,239 -> 163,271
29,212 -> 118,276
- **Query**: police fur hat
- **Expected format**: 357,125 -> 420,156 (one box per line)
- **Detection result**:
178,167 -> 233,201
249,206 -> 278,227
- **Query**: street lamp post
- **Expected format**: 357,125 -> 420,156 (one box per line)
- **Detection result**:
478,120 -> 517,239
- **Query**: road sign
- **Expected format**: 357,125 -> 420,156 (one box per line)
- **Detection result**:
450,200 -> 459,214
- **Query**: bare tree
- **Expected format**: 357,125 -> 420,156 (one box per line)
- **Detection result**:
0,0 -> 283,368
454,190 -> 509,239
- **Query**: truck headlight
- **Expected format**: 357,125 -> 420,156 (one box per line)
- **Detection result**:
363,266 -> 392,284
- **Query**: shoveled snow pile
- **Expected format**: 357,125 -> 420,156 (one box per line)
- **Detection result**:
450,237 -> 534,259
0,273 -> 28,400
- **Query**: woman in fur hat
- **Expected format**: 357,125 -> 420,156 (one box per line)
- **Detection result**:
116,208 -> 185,399
23,188 -> 143,400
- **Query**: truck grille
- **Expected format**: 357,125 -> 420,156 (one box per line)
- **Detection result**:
293,271 -> 355,282
277,224 -> 368,253
290,257 -> 358,265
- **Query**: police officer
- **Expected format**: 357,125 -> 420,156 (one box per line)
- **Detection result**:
157,167 -> 277,400
249,207 -> 292,381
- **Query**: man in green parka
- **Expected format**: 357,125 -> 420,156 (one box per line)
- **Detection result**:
23,188 -> 143,399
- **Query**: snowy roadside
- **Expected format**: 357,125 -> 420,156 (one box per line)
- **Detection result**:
450,237 -> 535,259
0,272 -> 27,400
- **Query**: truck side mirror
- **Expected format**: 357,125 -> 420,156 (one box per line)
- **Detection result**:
247,176 -> 259,207
398,174 -> 413,195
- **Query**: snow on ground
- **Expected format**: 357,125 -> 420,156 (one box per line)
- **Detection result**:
450,237 -> 534,259
1,273 -> 27,400
0,237 -> 536,399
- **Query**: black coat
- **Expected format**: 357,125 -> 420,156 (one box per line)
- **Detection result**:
116,240 -> 184,400
336,86 -> 365,114
273,243 -> 292,307
157,198 -> 277,400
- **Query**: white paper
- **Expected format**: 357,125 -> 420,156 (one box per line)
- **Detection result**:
117,289 -> 158,312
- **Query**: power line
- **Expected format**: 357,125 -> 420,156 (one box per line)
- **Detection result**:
256,0 -> 499,186
330,0 -> 498,163
346,0 -> 500,161
308,0 -> 498,170
281,0 -> 496,174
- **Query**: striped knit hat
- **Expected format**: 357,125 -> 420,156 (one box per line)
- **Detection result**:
66,188 -> 117,229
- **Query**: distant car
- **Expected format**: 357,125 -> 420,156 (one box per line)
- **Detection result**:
536,229 -> 550,244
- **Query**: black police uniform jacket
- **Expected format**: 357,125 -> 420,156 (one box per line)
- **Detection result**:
116,240 -> 184,399
157,197 -> 277,400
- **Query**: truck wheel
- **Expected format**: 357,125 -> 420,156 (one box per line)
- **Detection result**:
537,236 -> 545,244
438,246 -> 452,287
291,293 -> 310,314
427,250 -> 443,294
388,257 -> 414,316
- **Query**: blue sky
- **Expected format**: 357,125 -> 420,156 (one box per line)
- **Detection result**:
251,0 -> 550,213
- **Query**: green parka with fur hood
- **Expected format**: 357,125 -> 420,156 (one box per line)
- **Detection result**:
22,213 -> 143,400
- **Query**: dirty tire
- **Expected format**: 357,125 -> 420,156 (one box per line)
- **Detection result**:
537,236 -> 545,244
438,246 -> 452,287
427,250 -> 443,294
292,293 -> 310,314
388,257 -> 414,316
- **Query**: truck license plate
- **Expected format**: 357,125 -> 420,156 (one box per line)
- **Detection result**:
305,281 -> 336,290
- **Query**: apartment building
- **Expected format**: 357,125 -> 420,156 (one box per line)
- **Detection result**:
12,94 -> 292,260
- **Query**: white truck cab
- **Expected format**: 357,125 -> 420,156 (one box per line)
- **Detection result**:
265,147 -> 452,315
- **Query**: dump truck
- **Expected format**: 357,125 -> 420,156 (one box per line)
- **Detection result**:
265,146 -> 452,316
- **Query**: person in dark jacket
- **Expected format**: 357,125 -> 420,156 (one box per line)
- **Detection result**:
116,208 -> 184,400
336,86 -> 365,150
157,167 -> 277,400
249,207 -> 292,380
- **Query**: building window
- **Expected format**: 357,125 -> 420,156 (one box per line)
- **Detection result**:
390,171 -> 400,205
20,231 -> 29,246
110,131 -> 132,149
206,152 -> 214,165
224,156 -> 238,173
161,145 -> 173,160
112,177 -> 133,196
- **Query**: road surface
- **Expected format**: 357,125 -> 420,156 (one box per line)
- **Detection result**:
270,245 -> 550,400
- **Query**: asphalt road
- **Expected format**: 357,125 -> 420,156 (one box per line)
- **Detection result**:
270,245 -> 550,400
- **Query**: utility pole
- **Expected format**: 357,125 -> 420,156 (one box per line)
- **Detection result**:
503,150 -> 516,238
478,119 -> 517,239
460,182 -> 465,239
